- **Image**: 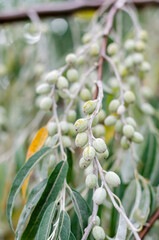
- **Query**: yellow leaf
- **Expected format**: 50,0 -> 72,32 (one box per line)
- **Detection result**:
21,126 -> 48,201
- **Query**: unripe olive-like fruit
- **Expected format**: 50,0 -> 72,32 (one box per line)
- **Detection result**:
84,163 -> 93,175
58,90 -> 69,99
109,77 -> 119,90
80,88 -> 91,101
132,53 -> 143,64
62,136 -> 72,148
124,55 -> 134,68
60,121 -> 69,134
123,124 -> 135,138
124,39 -> 135,51
47,122 -> 57,136
75,132 -> 88,148
105,171 -> 121,187
83,100 -> 97,114
127,75 -> 137,86
79,157 -> 91,169
85,174 -> 97,189
49,155 -> 56,168
82,33 -> 91,44
93,138 -> 107,153
98,109 -> 106,123
93,124 -> 106,138
118,64 -> 128,77
107,42 -> 118,55
124,90 -> 135,104
121,136 -> 130,149
93,187 -> 106,205
141,86 -> 153,99
40,97 -> 52,111
66,68 -> 78,82
126,117 -> 137,129
83,146 -> 96,162
67,123 -> 77,136
141,103 -> 154,115
45,136 -> 52,146
140,61 -> 151,72
115,120 -> 123,133
92,226 -> 105,240
57,76 -> 69,89
89,43 -> 100,56
77,55 -> 85,65
88,215 -> 100,226
117,105 -> 126,115
36,83 -> 50,94
70,83 -> 80,94
45,70 -> 59,84
132,132 -> 144,144
74,118 -> 88,132
139,30 -> 148,41
65,53 -> 76,65
135,40 -> 146,52
67,110 -> 76,123
96,149 -> 109,160
104,115 -> 116,126
109,99 -> 120,113
92,115 -> 99,127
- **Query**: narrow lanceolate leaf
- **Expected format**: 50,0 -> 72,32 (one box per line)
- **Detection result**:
55,211 -> 70,240
114,212 -> 127,240
36,202 -> 56,240
66,148 -> 73,184
21,161 -> 68,240
69,232 -> 76,240
16,179 -> 47,240
69,189 -> 90,234
7,147 -> 50,231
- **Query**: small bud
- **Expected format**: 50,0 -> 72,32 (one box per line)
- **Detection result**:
98,109 -> 106,123
66,68 -> 78,82
121,136 -> 130,149
140,61 -> 151,72
62,136 -> 72,148
36,83 -> 50,94
88,215 -> 100,226
79,157 -> 90,169
85,174 -> 97,189
67,110 -> 76,123
83,100 -> 97,114
93,187 -> 106,205
93,138 -> 107,153
135,40 -> 146,52
45,70 -> 59,84
92,115 -> 99,127
124,39 -> 135,51
83,146 -> 96,161
132,132 -> 144,144
117,105 -> 126,115
57,76 -> 69,89
124,91 -> 135,104
115,120 -> 123,133
89,43 -> 100,56
75,132 -> 88,148
60,121 -> 69,134
126,117 -> 137,129
96,149 -> 109,160
107,43 -> 118,55
141,103 -> 154,115
123,124 -> 135,138
93,124 -> 106,138
65,53 -> 76,65
104,115 -> 116,126
47,122 -> 57,136
109,99 -> 120,113
132,53 -> 144,64
92,226 -> 105,240
40,97 -> 52,111
80,88 -> 91,101
74,118 -> 88,132
105,171 -> 121,187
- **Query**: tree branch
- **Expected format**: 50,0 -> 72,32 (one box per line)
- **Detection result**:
0,0 -> 159,24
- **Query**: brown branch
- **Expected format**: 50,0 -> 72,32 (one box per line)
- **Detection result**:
138,208 -> 159,239
0,0 -> 159,24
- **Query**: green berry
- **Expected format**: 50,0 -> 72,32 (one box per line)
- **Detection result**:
60,121 -> 69,134
89,43 -> 100,56
85,174 -> 97,189
47,122 -> 57,136
92,226 -> 105,240
67,110 -> 76,123
124,91 -> 135,104
118,64 -> 128,77
140,61 -> 151,72
121,136 -> 130,149
104,115 -> 116,126
98,109 -> 106,123
40,97 -> 52,111
117,105 -> 126,115
88,215 -> 100,226
36,83 -> 50,94
124,56 -> 134,68
92,115 -> 99,127
80,88 -> 91,101
75,132 -> 88,148
105,171 -> 121,187
65,53 -> 76,65
82,33 -> 91,44
62,136 -> 72,148
126,117 -> 136,129
57,76 -> 69,89
79,157 -> 90,169
135,40 -> 146,52
66,68 -> 78,82
83,146 -> 96,162
109,77 -> 119,90
74,118 -> 88,132
124,39 -> 135,51
109,99 -> 120,113
123,124 -> 135,138
141,103 -> 154,115
139,30 -> 148,41
107,43 -> 118,55
77,55 -> 85,65
45,70 -> 59,84
93,124 -> 106,138
132,132 -> 144,144
93,138 -> 107,153
67,123 -> 77,136
93,187 -> 106,205
83,100 -> 97,114
115,120 -> 123,133
133,53 -> 143,64
84,164 -> 93,175
96,149 -> 109,160
141,86 -> 153,99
